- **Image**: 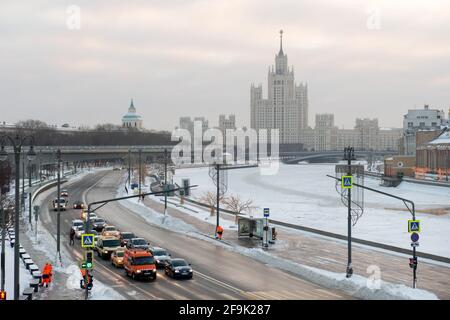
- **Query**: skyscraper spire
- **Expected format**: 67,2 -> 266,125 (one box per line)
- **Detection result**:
279,29 -> 284,55
129,98 -> 136,113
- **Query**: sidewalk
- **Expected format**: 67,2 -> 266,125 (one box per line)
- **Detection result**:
143,195 -> 450,299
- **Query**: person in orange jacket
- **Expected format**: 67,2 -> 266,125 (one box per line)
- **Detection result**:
42,263 -> 53,287
216,225 -> 224,240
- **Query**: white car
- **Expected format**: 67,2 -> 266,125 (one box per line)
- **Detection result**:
75,226 -> 85,239
71,219 -> 84,232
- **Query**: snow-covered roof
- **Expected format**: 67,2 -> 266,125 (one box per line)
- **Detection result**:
428,128 -> 450,145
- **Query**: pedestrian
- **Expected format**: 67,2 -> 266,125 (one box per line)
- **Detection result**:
70,228 -> 75,245
216,225 -> 224,240
42,262 -> 53,287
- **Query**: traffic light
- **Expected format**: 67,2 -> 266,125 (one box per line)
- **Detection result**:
409,257 -> 417,269
86,250 -> 93,269
0,290 -> 6,300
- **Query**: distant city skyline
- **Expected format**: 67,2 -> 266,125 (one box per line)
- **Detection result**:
1,1 -> 449,131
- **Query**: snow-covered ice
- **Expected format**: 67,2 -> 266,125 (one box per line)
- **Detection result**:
173,164 -> 450,257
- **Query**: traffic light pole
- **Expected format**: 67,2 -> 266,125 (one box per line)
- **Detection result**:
344,147 -> 354,278
1,192 -> 5,293
327,174 -> 417,288
216,164 -> 220,238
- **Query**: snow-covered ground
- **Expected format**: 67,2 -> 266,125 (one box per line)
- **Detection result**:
22,167 -> 124,300
0,239 -> 33,299
173,164 -> 450,257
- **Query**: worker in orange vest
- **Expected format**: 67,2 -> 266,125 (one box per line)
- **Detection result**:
216,225 -> 224,240
42,263 -> 53,287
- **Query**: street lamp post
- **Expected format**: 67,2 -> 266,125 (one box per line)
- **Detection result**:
138,149 -> 142,197
0,135 -> 36,300
56,149 -> 62,263
343,146 -> 356,278
164,149 -> 168,216
128,149 -> 131,187
28,158 -> 32,225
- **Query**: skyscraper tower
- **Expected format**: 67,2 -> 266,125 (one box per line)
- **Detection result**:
250,30 -> 308,144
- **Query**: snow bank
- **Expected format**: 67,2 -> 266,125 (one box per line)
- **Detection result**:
65,264 -> 124,300
232,247 -> 438,300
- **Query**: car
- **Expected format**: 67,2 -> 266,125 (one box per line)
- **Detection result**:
60,190 -> 69,197
75,226 -> 85,239
119,232 -> 136,247
71,219 -> 84,232
53,198 -> 68,211
73,201 -> 85,209
123,249 -> 157,280
102,226 -> 120,238
149,247 -> 171,268
95,236 -> 121,259
91,218 -> 107,231
164,258 -> 193,279
126,238 -> 150,251
111,248 -> 125,268
81,211 -> 97,221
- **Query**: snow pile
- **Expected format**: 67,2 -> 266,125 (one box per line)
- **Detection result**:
231,247 -> 438,300
0,240 -> 33,299
65,264 -> 124,300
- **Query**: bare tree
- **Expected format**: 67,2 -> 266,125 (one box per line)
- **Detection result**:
199,191 -> 224,216
223,194 -> 258,223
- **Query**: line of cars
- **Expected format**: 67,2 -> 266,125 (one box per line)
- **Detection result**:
70,213 -> 193,281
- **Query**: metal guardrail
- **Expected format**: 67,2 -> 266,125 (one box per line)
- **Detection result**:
182,197 -> 450,264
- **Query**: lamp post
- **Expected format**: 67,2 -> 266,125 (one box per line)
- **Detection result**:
56,149 -> 62,263
0,135 -> 36,300
138,149 -> 142,197
28,157 -> 32,225
128,149 -> 131,187
343,146 -> 356,278
164,148 -> 168,216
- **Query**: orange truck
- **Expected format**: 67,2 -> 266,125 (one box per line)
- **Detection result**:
123,249 -> 157,280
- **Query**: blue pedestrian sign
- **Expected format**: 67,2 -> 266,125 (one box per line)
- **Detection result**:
342,176 -> 353,189
411,232 -> 419,242
408,220 -> 421,233
263,208 -> 270,217
81,234 -> 95,248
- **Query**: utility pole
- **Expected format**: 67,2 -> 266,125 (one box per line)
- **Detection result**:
344,146 -> 355,278
128,149 -> 131,187
138,149 -> 142,197
1,191 -> 5,293
215,163 -> 220,238
21,157 -> 25,209
56,149 -> 62,263
164,149 -> 168,216
28,159 -> 32,226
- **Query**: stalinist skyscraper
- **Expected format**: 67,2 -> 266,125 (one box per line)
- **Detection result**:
250,30 -> 308,145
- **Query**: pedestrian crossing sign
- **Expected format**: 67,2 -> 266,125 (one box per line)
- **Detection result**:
342,176 -> 353,189
408,220 -> 421,233
81,234 -> 95,248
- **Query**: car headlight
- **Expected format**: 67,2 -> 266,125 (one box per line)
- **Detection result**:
104,251 -> 108,254
136,270 -> 141,273
156,259 -> 160,263
175,270 -> 180,273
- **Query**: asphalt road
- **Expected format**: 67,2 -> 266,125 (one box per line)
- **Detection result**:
38,169 -> 352,300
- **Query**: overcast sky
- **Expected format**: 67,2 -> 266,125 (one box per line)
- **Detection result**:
1,0 -> 449,131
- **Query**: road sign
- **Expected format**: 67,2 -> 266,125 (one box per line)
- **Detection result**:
263,208 -> 270,217
411,242 -> 419,248
408,220 -> 421,233
341,176 -> 353,189
411,232 -> 419,242
81,234 -> 95,248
